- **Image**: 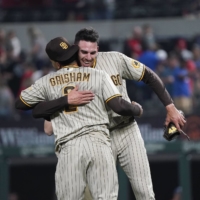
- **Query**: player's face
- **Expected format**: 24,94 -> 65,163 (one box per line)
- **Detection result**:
78,40 -> 99,67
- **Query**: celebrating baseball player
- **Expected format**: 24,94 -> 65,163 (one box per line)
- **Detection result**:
15,36 -> 144,200
74,28 -> 185,200
30,27 -> 186,200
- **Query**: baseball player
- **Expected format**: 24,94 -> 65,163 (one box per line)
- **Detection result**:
74,28 -> 185,200
15,37 -> 143,200
30,28 -> 186,200
43,115 -> 93,200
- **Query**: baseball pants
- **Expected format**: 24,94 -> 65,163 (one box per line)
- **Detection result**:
55,132 -> 118,200
110,121 -> 155,200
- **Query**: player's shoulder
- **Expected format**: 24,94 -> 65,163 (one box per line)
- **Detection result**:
34,71 -> 57,83
97,51 -> 128,64
82,66 -> 105,74
98,51 -> 124,57
80,67 -> 107,79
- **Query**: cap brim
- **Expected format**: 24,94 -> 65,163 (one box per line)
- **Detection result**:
57,45 -> 79,62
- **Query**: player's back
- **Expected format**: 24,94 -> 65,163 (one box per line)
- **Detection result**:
44,66 -> 120,144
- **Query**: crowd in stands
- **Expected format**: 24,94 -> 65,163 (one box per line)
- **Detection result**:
1,0 -> 200,22
0,26 -> 52,120
124,24 -> 200,116
0,25 -> 200,120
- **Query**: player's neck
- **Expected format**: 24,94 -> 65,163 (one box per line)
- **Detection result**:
63,61 -> 79,68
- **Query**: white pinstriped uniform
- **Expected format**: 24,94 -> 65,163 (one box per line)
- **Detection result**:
20,66 -> 121,200
93,52 -> 155,200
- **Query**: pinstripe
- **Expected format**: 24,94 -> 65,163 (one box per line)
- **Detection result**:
84,133 -> 118,200
127,124 -> 143,199
55,133 -> 118,200
110,122 -> 154,200
94,52 -> 155,200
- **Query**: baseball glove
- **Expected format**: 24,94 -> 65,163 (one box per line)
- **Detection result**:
163,110 -> 190,141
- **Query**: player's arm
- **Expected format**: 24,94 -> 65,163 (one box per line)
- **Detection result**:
141,66 -> 172,106
32,93 -> 142,119
32,86 -> 95,119
44,120 -> 53,136
120,53 -> 186,131
15,97 -> 37,110
15,79 -> 47,111
120,53 -> 172,106
32,96 -> 67,119
141,67 -> 185,130
16,85 -> 94,111
107,98 -> 143,117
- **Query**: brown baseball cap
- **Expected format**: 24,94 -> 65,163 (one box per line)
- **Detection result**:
45,37 -> 79,62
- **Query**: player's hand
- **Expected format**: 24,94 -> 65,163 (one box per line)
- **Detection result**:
68,85 -> 95,105
131,101 -> 143,117
165,103 -> 186,132
44,120 -> 53,136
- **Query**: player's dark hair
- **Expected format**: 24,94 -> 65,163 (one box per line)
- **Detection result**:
74,27 -> 100,44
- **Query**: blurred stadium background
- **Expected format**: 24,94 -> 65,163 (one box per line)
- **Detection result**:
1,0 -> 200,199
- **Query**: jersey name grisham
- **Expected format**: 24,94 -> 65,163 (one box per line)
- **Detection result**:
50,72 -> 90,86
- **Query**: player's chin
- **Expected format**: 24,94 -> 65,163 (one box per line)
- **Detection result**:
80,63 -> 89,67
81,61 -> 93,67
83,63 -> 92,67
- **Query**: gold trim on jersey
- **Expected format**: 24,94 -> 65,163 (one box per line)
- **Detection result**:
63,64 -> 79,68
138,65 -> 145,81
20,95 -> 32,107
105,94 -> 122,103
91,58 -> 97,68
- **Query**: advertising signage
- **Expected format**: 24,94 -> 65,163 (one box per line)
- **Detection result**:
0,114 -> 200,156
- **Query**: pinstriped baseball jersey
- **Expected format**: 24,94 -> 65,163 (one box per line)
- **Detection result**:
94,51 -> 145,127
93,51 -> 155,200
20,66 -> 121,146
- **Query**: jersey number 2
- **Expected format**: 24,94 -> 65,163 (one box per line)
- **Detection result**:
63,86 -> 78,113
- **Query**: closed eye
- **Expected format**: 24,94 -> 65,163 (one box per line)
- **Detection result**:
80,50 -> 97,55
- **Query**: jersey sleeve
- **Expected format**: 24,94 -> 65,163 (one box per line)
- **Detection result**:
102,71 -> 122,103
119,52 -> 145,81
20,78 -> 47,107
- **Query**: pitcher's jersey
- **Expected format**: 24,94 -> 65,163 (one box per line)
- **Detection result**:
94,51 -> 145,128
20,66 -> 121,145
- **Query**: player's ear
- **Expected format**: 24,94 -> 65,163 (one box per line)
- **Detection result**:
55,62 -> 62,70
